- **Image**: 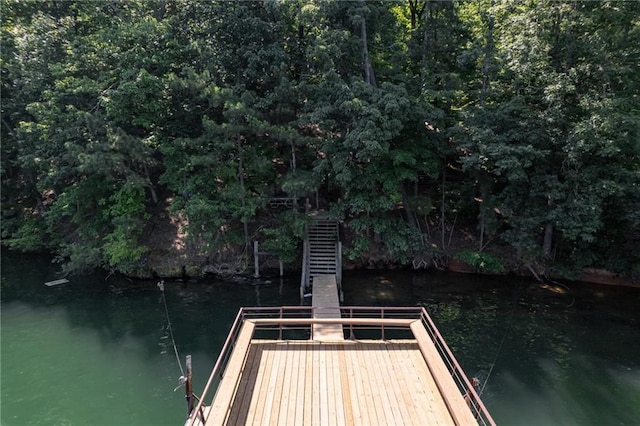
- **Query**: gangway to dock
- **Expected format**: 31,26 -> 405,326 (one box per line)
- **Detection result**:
311,275 -> 344,341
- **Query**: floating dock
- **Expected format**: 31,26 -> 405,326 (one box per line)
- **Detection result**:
44,278 -> 69,287
185,306 -> 495,426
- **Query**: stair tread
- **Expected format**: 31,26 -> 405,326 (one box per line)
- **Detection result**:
302,218 -> 340,291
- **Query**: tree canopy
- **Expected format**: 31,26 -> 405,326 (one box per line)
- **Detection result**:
2,0 -> 639,279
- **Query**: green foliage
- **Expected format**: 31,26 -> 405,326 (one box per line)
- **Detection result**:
455,250 -> 505,274
56,243 -> 103,276
260,211 -> 309,264
1,217 -> 47,252
260,228 -> 297,264
345,215 -> 421,264
281,170 -> 321,199
2,0 -> 638,278
407,196 -> 433,216
102,233 -> 148,275
101,184 -> 149,274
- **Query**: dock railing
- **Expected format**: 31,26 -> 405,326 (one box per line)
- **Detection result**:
418,308 -> 495,426
186,306 -> 495,426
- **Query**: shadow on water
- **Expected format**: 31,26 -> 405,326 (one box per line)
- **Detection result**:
1,252 -> 300,358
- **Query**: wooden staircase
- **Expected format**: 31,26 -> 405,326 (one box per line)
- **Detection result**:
301,214 -> 342,301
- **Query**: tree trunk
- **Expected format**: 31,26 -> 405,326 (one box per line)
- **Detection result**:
477,1 -> 495,248
401,183 -> 420,232
543,223 -> 553,258
359,0 -> 376,87
408,0 -> 426,31
143,163 -> 159,204
237,134 -> 250,251
480,0 -> 495,107
26,173 -> 46,216
479,210 -> 485,251
154,0 -> 167,21
441,159 -> 446,250
564,1 -> 577,72
543,196 -> 554,258
421,0 -> 431,84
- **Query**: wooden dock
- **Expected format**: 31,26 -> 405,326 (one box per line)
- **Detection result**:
312,275 -> 343,341
216,340 -> 465,425
187,308 -> 495,426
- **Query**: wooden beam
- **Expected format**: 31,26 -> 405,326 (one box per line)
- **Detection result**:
207,321 -> 256,425
250,318 -> 415,327
409,321 -> 477,426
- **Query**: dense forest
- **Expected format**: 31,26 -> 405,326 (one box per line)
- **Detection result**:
2,0 -> 639,280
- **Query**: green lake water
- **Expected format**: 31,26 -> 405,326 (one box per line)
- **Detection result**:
2,252 -> 639,425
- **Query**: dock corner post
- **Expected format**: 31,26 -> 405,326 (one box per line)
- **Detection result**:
349,308 -> 355,340
186,355 -> 194,416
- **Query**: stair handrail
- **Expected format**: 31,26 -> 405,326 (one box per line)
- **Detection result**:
337,241 -> 342,284
300,239 -> 309,298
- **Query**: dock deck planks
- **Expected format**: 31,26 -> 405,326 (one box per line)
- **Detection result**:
205,339 -> 471,426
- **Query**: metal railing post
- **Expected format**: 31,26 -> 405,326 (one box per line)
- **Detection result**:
186,355 -> 194,415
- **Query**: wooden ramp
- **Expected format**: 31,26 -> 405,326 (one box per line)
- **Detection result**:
312,275 -> 343,341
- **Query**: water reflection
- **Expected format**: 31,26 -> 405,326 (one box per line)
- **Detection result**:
3,253 -> 640,425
